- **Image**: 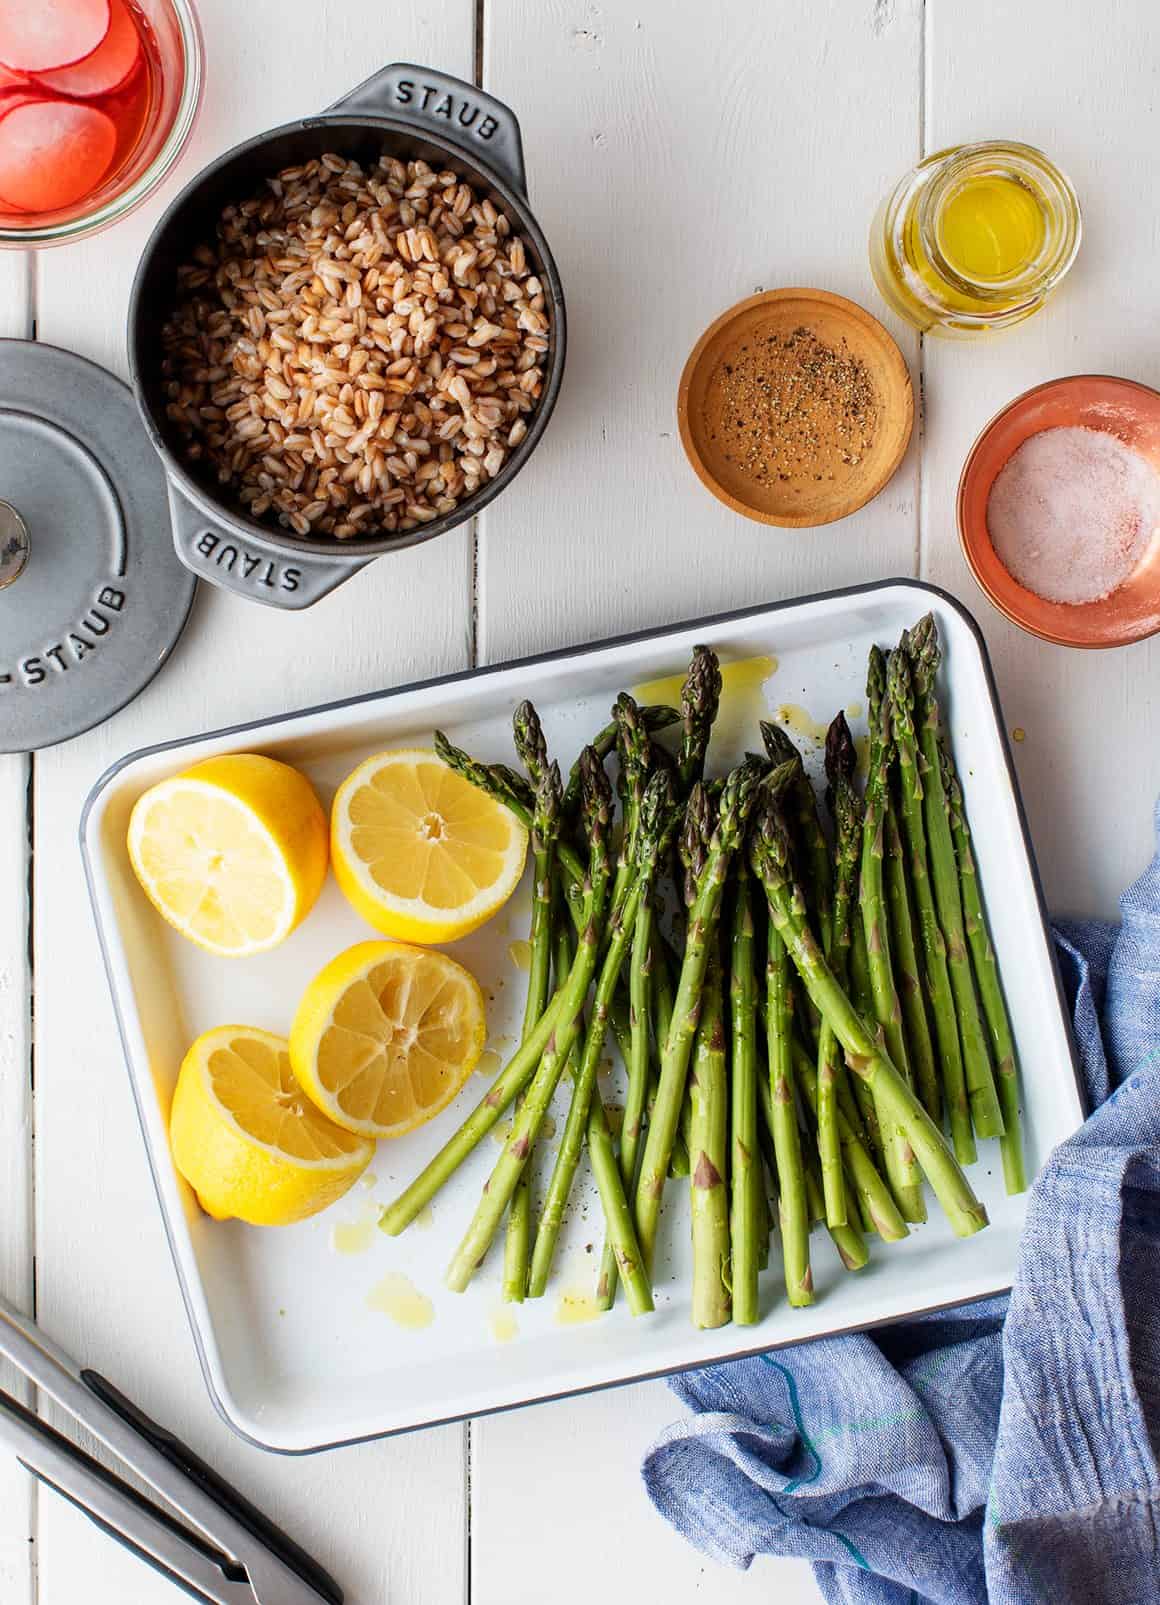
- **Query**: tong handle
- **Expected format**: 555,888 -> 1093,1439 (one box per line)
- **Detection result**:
53,1489 -> 223,1605
83,1372 -> 344,1605
0,1387 -> 251,1605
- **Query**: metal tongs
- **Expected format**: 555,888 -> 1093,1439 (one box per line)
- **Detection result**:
0,1295 -> 343,1604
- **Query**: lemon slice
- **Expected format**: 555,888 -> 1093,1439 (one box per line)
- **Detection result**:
128,754 -> 328,957
330,748 -> 528,944
290,941 -> 487,1138
170,1026 -> 373,1226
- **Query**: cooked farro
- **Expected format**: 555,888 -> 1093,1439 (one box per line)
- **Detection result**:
160,153 -> 550,540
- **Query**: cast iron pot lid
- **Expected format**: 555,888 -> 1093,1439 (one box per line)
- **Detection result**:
0,341 -> 195,753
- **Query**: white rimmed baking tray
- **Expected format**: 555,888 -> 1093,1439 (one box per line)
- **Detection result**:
82,580 -> 1084,1454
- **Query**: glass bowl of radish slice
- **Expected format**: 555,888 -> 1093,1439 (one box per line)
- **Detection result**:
0,0 -> 203,247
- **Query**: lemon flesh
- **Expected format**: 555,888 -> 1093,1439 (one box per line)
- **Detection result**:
128,754 -> 328,957
331,748 -> 527,944
170,1026 -> 373,1226
290,940 -> 487,1138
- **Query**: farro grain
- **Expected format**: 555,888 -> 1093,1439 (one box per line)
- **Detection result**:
161,152 -> 549,540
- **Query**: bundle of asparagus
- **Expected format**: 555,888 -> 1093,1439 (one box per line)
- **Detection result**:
379,613 -> 1024,1328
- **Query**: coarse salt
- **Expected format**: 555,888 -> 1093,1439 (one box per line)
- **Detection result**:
986,425 -> 1160,605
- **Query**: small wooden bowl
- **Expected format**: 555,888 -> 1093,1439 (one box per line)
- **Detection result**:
958,375 -> 1160,649
677,288 -> 914,528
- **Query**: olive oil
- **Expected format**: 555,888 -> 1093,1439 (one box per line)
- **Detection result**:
774,703 -> 829,745
476,1048 -> 502,1077
870,142 -> 1081,336
331,1198 -> 380,1256
488,1308 -> 519,1344
936,175 -> 1045,281
366,1272 -> 435,1329
554,1288 -> 602,1326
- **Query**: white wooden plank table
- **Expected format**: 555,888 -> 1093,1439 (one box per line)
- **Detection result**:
2,2 -> 1157,1602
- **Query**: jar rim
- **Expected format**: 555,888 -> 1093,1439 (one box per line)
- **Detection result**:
0,0 -> 205,248
915,140 -> 1082,309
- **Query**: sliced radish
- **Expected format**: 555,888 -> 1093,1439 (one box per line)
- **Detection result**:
35,0 -> 139,98
0,93 -> 42,120
0,0 -> 111,75
0,99 -> 116,212
0,63 -> 28,89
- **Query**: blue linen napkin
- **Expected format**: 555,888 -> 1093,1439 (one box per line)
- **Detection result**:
641,802 -> 1160,1604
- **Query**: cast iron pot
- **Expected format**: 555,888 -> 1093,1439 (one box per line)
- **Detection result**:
129,63 -> 566,610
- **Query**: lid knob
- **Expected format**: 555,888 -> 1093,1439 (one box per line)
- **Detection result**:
0,500 -> 29,589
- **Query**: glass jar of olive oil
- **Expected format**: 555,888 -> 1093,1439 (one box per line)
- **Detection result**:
869,141 -> 1081,336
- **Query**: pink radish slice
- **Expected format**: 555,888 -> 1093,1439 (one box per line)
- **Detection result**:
0,94 -> 41,120
35,0 -> 139,98
0,64 -> 28,89
0,99 -> 116,212
0,0 -> 111,75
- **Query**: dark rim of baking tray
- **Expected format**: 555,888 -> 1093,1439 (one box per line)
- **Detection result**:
128,110 -> 567,561
79,576 -> 1084,1456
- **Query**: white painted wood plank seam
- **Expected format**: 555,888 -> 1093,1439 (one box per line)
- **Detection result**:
0,249 -> 36,1605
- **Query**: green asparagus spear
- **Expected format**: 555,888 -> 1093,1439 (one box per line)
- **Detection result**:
767,913 -> 813,1306
884,779 -> 941,1123
814,1030 -> 847,1227
514,717 -> 558,1032
846,918 -> 883,1144
678,645 -> 723,792
826,718 -> 885,1161
906,617 -> 1005,1140
677,773 -> 730,1322
863,653 -> 914,1078
444,750 -> 613,1291
503,708 -> 560,1302
585,1088 -> 654,1316
652,955 -> 692,1177
826,716 -> 859,975
595,882 -> 659,1309
862,652 -> 926,1222
634,758 -> 764,1271
886,646 -> 975,1163
608,693 -> 653,923
689,949 -> 731,1328
625,903 -> 655,1177
750,783 -> 988,1239
761,722 -> 833,934
763,722 -> 846,1228
754,1137 -> 773,1271
678,776 -> 716,907
940,746 -> 1026,1194
728,863 -> 761,1325
803,1148 -> 869,1272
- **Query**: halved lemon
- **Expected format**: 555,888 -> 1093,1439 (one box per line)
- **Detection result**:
289,941 -> 487,1138
128,754 -> 328,957
330,748 -> 528,943
170,1026 -> 374,1226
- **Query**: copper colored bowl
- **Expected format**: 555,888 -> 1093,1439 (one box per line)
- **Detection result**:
958,375 -> 1160,648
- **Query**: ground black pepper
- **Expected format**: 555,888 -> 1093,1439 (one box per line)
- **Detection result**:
709,324 -> 880,486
